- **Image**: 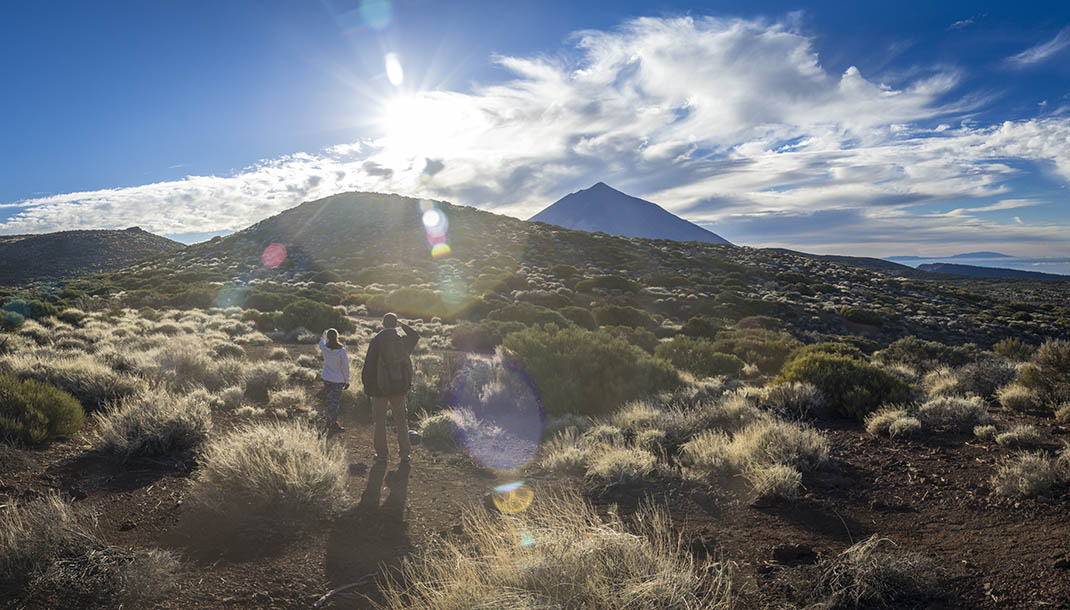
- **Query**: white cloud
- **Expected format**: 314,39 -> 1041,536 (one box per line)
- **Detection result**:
4,15 -> 1070,256
1007,27 -> 1070,67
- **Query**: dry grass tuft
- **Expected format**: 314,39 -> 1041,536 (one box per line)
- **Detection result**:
990,451 -> 1068,498
94,388 -> 212,458
186,421 -> 348,538
0,492 -> 180,605
997,382 -> 1038,413
995,424 -> 1043,449
817,536 -> 940,609
375,493 -> 737,610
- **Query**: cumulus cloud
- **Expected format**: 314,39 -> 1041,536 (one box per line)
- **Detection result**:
1007,27 -> 1070,66
4,15 -> 1070,256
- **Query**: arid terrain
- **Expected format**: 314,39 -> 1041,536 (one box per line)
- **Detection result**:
1,193 -> 1068,609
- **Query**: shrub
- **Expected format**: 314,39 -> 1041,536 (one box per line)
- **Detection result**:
0,375 -> 83,444
761,382 -> 827,420
592,304 -> 655,329
503,324 -> 679,416
746,464 -> 803,501
599,325 -> 659,353
1019,340 -> 1070,406
681,419 -> 828,490
916,396 -> 992,433
990,452 -> 1068,498
94,389 -> 212,458
816,536 -> 940,609
367,287 -> 449,319
0,492 -> 179,605
864,408 -> 910,437
877,337 -> 978,373
973,424 -> 998,441
243,361 -> 289,403
788,342 -> 866,363
713,328 -> 801,374
993,337 -> 1034,360
939,360 -> 1018,400
0,353 -> 140,411
655,336 -> 745,379
487,302 -> 570,327
680,314 -> 726,339
376,493 -> 735,610
574,275 -> 638,293
584,445 -> 658,486
777,353 -> 913,421
450,320 -> 526,352
212,343 -> 246,360
278,298 -> 354,333
995,424 -> 1043,449
186,421 -> 348,538
840,307 -> 883,326
887,417 -> 922,439
549,264 -> 580,277
997,382 -> 1037,412
267,347 -> 289,361
1056,403 -> 1070,424
558,306 -> 597,330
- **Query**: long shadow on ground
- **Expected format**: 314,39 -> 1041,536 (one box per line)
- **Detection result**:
323,460 -> 412,608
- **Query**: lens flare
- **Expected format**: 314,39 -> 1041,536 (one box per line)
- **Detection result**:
261,243 -> 287,268
491,482 -> 535,514
359,0 -> 392,30
449,356 -> 544,470
419,200 -> 451,258
385,52 -> 404,87
431,243 -> 452,258
422,209 -> 442,228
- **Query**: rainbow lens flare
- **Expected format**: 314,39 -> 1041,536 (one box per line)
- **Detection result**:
420,200 -> 451,258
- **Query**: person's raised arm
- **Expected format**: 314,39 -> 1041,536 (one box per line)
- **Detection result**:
319,330 -> 327,354
400,321 -> 421,351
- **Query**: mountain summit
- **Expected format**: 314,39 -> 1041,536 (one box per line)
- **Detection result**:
528,183 -> 731,244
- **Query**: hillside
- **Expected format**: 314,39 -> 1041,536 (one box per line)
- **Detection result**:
529,182 -> 731,244
3,190 -> 1070,610
59,191 -> 1070,349
918,262 -> 1068,280
0,227 -> 183,285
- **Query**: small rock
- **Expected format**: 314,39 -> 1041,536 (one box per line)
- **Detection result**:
1055,558 -> 1070,570
772,543 -> 816,562
1036,495 -> 1051,503
119,520 -> 137,531
408,429 -> 422,446
68,487 -> 87,501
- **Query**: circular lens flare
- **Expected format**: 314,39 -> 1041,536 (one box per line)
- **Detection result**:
359,0 -> 392,30
261,243 -> 287,268
422,209 -> 442,228
491,482 -> 535,514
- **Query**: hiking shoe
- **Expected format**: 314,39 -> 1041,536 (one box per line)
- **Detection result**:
400,454 -> 411,464
374,454 -> 388,463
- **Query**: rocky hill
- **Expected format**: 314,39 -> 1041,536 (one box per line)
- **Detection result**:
918,262 -> 1068,280
59,191 -> 1070,349
529,182 -> 731,244
0,227 -> 183,285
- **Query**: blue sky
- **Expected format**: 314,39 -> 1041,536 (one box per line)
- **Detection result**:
2,0 -> 1069,256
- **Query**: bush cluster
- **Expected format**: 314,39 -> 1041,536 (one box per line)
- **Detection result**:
655,336 -> 745,379
0,374 -> 84,444
778,352 -> 913,421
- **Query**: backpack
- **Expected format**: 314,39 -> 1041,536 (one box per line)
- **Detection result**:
376,329 -> 413,395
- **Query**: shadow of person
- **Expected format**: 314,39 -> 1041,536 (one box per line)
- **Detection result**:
323,461 -> 412,607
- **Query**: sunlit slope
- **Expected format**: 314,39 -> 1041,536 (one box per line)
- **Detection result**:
72,190 -> 1069,348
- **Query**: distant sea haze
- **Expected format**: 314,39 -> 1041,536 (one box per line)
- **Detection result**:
884,255 -> 1070,276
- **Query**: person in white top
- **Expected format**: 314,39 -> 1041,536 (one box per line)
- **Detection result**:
319,328 -> 350,435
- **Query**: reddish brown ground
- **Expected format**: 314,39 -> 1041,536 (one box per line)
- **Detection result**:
2,348 -> 1068,609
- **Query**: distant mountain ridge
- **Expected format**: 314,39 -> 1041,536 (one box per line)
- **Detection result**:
917,262 -> 1068,280
529,182 -> 731,245
0,227 -> 183,285
887,251 -> 1012,261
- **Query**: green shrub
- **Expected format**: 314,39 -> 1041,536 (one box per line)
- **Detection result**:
574,275 -> 638,293
559,306 -> 597,330
549,264 -> 580,278
777,353 -> 913,421
712,328 -> 801,374
367,287 -> 449,319
680,315 -> 726,339
995,425 -> 1043,450
0,375 -> 83,444
1019,340 -> 1070,406
279,298 -> 354,333
992,337 -> 1035,361
487,302 -> 570,327
840,306 -> 883,326
599,325 -> 659,353
592,304 -> 655,328
788,342 -> 866,363
450,320 -> 526,352
502,324 -> 679,416
655,336 -> 745,379
877,337 -> 978,372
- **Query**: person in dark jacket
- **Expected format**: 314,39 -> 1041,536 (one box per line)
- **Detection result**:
361,312 -> 420,463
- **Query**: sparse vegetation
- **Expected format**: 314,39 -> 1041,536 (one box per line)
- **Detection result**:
0,374 -> 84,444
990,451 -> 1069,498
655,336 -> 745,378
94,388 -> 212,457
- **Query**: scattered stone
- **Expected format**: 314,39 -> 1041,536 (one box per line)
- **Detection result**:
1055,558 -> 1070,570
772,543 -> 816,562
119,520 -> 137,531
68,487 -> 87,501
